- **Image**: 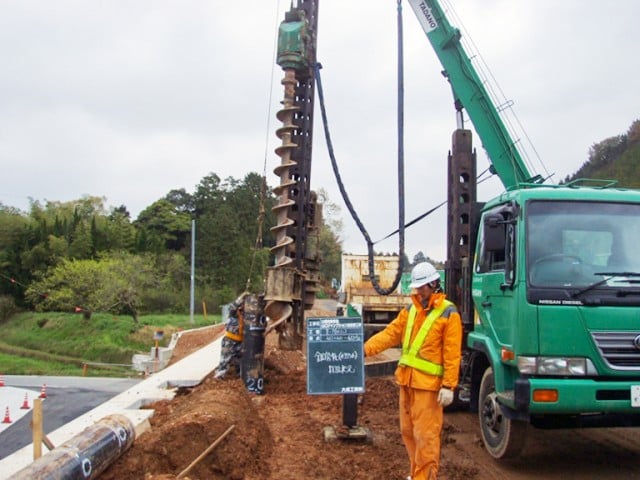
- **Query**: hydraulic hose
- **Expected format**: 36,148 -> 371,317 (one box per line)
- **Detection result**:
315,0 -> 407,295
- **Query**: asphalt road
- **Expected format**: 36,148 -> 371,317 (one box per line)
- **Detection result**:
0,376 -> 140,460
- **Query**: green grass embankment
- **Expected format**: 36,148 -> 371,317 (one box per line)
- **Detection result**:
0,311 -> 220,377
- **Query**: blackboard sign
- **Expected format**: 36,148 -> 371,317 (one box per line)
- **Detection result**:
306,317 -> 365,395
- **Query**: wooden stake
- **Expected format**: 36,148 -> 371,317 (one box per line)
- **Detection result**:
176,424 -> 235,479
43,435 -> 55,451
33,399 -> 43,460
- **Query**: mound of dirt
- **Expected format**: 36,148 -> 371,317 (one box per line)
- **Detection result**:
100,311 -> 479,480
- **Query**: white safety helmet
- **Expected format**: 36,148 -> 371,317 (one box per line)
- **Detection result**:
409,262 -> 440,289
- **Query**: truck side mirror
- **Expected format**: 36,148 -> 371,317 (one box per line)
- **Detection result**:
484,214 -> 506,252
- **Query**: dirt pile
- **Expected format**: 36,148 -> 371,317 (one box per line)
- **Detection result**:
100,312 -> 480,480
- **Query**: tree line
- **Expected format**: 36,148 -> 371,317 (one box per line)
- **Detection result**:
563,119 -> 640,186
4,120 -> 636,323
0,172 -> 343,322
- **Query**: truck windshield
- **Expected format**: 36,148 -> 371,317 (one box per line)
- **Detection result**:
527,200 -> 640,288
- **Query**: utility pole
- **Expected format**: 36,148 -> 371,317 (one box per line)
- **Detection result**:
190,219 -> 195,325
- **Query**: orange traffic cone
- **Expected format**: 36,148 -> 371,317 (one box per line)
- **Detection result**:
0,373 -> 4,387
20,393 -> 30,410
39,384 -> 47,399
2,407 -> 11,424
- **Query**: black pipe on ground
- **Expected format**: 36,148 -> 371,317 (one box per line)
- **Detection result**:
11,414 -> 135,480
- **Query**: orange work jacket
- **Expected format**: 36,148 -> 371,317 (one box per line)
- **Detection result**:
364,292 -> 462,391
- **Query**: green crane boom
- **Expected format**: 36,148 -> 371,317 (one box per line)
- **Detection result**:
407,0 -> 539,189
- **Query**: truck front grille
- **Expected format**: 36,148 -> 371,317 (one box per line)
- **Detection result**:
591,331 -> 640,370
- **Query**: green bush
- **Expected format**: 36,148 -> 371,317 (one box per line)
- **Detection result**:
0,295 -> 17,323
142,288 -> 188,313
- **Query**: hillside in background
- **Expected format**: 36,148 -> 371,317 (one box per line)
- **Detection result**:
562,119 -> 640,186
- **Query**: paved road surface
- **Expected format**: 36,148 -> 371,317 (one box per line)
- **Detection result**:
0,376 -> 140,460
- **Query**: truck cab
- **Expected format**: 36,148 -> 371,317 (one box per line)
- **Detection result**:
469,185 -> 640,457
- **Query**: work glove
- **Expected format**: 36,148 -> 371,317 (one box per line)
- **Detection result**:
437,387 -> 454,407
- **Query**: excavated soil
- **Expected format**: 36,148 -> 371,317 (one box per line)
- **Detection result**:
99,307 -> 475,480
99,307 -> 640,480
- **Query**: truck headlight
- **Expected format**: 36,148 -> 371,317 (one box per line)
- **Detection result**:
517,356 -> 593,376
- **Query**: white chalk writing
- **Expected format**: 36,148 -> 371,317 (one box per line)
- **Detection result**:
314,350 -> 359,362
328,364 -> 357,375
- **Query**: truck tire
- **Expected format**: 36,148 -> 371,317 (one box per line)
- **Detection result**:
478,367 -> 527,459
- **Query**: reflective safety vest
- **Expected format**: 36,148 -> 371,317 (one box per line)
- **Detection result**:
225,310 -> 244,342
398,299 -> 453,376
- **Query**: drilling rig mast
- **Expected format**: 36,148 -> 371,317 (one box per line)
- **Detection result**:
265,0 -> 322,350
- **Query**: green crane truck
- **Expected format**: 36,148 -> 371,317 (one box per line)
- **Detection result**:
408,0 -> 640,459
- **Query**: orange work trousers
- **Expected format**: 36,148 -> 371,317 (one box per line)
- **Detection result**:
399,386 -> 443,480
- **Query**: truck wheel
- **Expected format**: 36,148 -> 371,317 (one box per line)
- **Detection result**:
478,367 -> 526,459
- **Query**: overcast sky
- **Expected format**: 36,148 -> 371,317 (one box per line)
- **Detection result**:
1,1 -> 638,261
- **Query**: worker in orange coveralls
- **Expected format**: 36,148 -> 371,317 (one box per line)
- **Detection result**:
364,262 -> 462,480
